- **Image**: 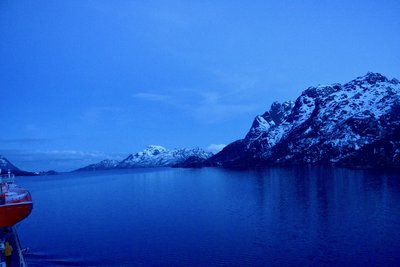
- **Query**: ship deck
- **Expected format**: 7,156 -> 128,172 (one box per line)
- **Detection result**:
0,226 -> 27,266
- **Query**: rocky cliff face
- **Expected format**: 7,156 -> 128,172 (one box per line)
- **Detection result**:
207,73 -> 400,168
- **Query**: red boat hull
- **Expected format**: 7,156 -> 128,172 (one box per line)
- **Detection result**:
0,183 -> 33,228
0,201 -> 33,227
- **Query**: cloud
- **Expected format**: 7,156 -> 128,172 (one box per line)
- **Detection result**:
81,106 -> 135,127
0,149 -> 124,172
193,103 -> 256,123
189,91 -> 257,123
131,92 -> 172,103
34,149 -> 107,159
0,138 -> 50,145
132,88 -> 257,124
206,144 -> 226,153
212,67 -> 261,91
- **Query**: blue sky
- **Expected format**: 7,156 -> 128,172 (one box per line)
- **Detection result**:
1,0 -> 399,171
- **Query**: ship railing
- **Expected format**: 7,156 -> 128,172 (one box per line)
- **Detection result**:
12,227 -> 28,267
0,172 -> 15,196
0,173 -> 15,184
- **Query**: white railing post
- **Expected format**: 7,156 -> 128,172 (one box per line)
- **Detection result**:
12,227 -> 28,267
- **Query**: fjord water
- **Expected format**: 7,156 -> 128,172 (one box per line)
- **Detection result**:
16,167 -> 400,266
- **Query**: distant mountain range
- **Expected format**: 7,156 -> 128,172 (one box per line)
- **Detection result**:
75,145 -> 213,171
199,72 -> 400,168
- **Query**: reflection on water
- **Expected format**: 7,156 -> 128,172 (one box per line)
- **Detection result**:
15,167 -> 400,266
246,167 -> 400,266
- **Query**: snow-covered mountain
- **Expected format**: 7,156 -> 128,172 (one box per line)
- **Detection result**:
0,155 -> 35,176
76,145 -> 213,171
118,145 -> 212,168
75,159 -> 120,171
206,72 -> 400,168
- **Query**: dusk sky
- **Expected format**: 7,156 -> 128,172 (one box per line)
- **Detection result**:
1,0 -> 399,171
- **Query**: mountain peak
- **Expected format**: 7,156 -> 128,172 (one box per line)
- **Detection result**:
143,145 -> 168,155
354,72 -> 388,84
245,100 -> 294,145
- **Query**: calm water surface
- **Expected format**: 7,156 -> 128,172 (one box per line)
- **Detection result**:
15,167 -> 400,266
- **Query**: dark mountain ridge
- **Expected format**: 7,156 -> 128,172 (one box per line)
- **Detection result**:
0,155 -> 36,176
